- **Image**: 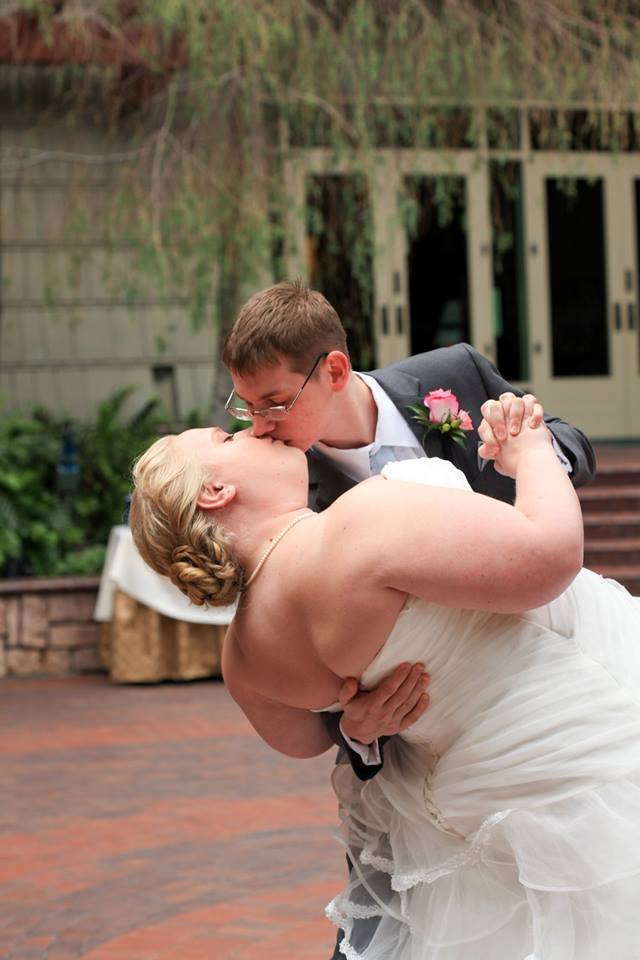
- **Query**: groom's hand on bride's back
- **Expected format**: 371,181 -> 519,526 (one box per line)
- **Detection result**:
338,663 -> 430,745
478,392 -> 544,461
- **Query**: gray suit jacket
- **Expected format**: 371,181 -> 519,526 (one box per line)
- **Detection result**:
312,344 -> 596,779
308,343 -> 595,512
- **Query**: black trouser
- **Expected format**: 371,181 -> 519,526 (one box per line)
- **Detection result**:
329,854 -> 384,959
328,747 -> 387,958
330,928 -> 345,960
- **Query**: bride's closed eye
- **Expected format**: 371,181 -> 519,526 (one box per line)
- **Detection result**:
223,434 -> 234,442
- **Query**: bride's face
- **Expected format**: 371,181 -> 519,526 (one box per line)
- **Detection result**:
173,426 -> 307,495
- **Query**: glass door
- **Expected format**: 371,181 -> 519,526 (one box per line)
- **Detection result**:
283,150 -> 494,371
523,155 -> 630,438
373,152 -> 494,368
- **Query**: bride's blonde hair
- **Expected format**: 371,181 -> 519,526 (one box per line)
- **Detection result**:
129,435 -> 244,607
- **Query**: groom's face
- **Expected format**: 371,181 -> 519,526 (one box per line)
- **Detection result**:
229,355 -> 335,451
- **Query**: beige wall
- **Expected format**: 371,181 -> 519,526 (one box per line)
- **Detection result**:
0,123 -> 216,421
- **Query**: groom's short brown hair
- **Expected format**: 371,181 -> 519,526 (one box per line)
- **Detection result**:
223,279 -> 349,375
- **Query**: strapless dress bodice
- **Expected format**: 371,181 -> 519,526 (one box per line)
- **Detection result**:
323,457 -> 640,959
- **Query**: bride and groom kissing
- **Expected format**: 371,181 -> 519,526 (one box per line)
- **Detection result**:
130,280 -> 640,959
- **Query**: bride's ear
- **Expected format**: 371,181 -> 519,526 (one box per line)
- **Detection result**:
196,481 -> 236,512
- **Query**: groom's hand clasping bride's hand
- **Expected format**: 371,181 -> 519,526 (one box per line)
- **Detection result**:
477,392 -> 544,461
337,663 -> 430,745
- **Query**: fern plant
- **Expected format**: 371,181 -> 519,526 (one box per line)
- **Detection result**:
0,391 -> 165,578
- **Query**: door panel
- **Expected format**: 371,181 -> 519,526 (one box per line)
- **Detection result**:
382,152 -> 494,365
627,173 -> 640,434
490,161 -> 529,383
403,174 -> 470,354
546,177 -> 610,377
524,156 -> 628,438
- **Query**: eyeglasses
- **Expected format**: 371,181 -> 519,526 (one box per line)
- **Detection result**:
224,353 -> 328,422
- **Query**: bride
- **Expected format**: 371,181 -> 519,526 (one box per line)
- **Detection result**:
129,420 -> 640,959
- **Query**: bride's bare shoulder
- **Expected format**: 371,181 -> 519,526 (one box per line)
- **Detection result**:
318,476 -> 403,574
325,473 -> 440,529
327,475 -> 388,514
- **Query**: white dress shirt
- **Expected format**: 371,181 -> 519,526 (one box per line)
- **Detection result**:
313,373 -> 423,481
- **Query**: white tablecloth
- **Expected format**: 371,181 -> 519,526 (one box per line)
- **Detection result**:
94,525 -> 236,625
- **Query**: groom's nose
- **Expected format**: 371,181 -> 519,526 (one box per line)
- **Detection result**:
248,415 -> 277,438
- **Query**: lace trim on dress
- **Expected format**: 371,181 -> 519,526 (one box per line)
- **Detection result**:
325,900 -> 380,960
399,809 -> 514,890
328,897 -> 535,960
353,808 -> 515,892
327,896 -> 384,921
326,921 -> 365,960
359,847 -> 394,873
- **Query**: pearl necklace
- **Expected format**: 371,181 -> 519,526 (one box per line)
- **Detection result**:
245,512 -> 315,587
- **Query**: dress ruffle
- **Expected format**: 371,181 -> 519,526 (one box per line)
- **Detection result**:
328,759 -> 640,959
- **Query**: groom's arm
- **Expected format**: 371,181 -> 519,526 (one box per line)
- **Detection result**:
321,712 -> 386,781
465,344 -> 596,487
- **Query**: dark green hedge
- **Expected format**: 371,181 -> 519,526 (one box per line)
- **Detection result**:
0,388 -> 196,578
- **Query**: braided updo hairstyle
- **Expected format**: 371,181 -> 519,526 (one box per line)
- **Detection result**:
129,435 -> 244,607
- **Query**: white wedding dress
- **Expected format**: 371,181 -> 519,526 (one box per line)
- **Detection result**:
324,458 -> 640,960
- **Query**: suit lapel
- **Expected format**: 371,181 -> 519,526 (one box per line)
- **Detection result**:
370,367 -> 479,484
370,367 -> 444,454
307,449 -> 357,512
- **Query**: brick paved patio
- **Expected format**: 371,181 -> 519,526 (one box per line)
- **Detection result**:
1,676 -> 343,960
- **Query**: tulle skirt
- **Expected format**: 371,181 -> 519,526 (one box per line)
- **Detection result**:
325,572 -> 640,959
327,748 -> 640,959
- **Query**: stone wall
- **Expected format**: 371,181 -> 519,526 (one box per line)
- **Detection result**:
0,577 -> 103,678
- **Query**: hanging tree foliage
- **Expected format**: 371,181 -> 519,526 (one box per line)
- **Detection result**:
2,0 -> 640,398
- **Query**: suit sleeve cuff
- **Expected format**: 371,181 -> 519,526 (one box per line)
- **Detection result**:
339,718 -> 382,766
551,435 -> 572,474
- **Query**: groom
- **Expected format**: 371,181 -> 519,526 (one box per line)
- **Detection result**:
222,279 -> 595,955
222,279 -> 595,759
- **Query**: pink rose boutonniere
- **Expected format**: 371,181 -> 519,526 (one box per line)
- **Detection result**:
409,389 -> 474,447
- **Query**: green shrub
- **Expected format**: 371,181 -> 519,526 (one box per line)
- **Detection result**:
0,389 -> 168,578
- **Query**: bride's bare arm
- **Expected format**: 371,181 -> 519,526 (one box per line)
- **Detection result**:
331,422 -> 583,616
222,628 -> 334,758
223,671 -> 334,758
223,636 -> 428,759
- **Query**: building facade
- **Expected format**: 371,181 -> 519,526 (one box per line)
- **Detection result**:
1,18 -> 639,438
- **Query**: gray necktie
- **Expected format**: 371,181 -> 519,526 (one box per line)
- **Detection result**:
368,445 -> 420,476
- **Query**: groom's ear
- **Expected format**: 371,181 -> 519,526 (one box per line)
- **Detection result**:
326,350 -> 350,392
196,481 -> 236,512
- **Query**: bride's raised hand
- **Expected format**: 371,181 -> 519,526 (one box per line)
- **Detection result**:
478,392 -> 544,461
492,416 -> 555,478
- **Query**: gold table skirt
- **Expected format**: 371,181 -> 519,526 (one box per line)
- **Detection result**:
99,590 -> 225,683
